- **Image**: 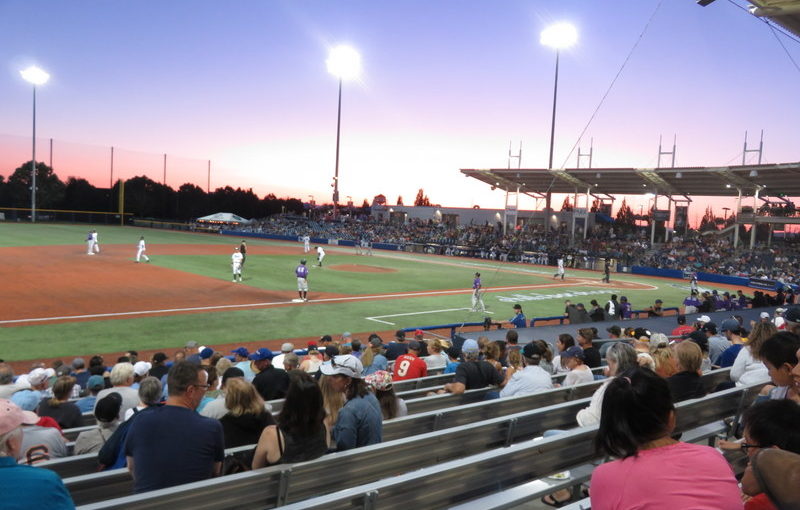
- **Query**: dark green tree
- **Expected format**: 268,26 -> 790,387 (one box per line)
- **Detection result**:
615,198 -> 636,226
7,161 -> 65,209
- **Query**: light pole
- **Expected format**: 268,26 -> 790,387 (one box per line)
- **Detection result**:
540,22 -> 577,235
326,45 -> 361,220
20,65 -> 50,223
723,207 -> 730,220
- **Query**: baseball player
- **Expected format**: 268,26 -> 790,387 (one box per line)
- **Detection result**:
355,238 -> 363,256
689,272 -> 699,293
86,231 -> 95,255
602,259 -> 611,283
471,272 -> 486,313
91,230 -> 100,254
316,246 -> 325,267
303,235 -> 311,253
239,240 -> 247,266
554,255 -> 565,280
296,259 -> 309,302
231,246 -> 243,282
136,236 -> 150,263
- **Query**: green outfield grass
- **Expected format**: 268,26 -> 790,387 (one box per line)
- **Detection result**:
0,223 -> 708,361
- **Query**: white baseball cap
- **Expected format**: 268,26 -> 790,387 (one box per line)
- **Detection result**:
320,355 -> 363,379
133,361 -> 152,377
697,315 -> 712,324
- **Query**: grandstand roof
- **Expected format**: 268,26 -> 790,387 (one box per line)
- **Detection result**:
460,162 -> 800,197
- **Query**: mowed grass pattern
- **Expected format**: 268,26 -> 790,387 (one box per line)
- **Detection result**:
0,223 -> 704,361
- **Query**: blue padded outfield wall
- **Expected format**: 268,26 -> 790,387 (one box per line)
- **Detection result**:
630,266 -> 684,279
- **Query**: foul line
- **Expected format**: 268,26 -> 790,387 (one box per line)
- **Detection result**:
365,307 -> 495,326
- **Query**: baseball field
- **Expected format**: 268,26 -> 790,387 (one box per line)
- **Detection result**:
0,223 -> 735,364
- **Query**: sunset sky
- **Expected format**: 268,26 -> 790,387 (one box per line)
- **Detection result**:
1,0 -> 798,223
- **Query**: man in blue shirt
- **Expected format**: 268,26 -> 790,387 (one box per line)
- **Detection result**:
507,304 -> 527,328
0,399 -> 75,509
125,362 -> 224,494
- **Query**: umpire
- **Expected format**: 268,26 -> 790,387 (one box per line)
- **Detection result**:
239,240 -> 247,266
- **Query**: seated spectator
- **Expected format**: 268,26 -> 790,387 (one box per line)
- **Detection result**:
590,367 -> 742,510
74,393 -> 122,455
36,376 -> 82,430
560,346 -> 595,387
649,333 -> 676,378
384,330 -> 409,361
758,331 -> 800,401
18,403 -> 68,465
272,343 -> 295,369
667,341 -> 707,402
483,341 -> 503,373
535,340 -> 555,375
123,376 -> 162,421
599,325 -> 624,358
148,352 -> 169,381
0,364 -> 26,400
634,335 -> 656,371
551,334 -> 576,375
365,370 -> 408,419
131,361 -> 151,389
282,353 -> 300,372
70,358 -> 90,394
230,347 -> 256,382
717,318 -> 750,368
220,378 -> 275,450
440,339 -> 504,395
743,449 -> 800,510
252,372 -> 327,468
125,362 -> 224,493
197,366 -> 221,413
687,330 -> 712,372
732,322 -> 772,387
11,368 -> 51,412
576,342 -> 638,427
671,314 -> 694,338
300,345 -> 324,374
577,328 -> 601,368
96,363 -> 139,420
505,330 -> 521,352
392,340 -> 427,381
703,322 -> 731,366
500,342 -> 554,397
322,355 -> 382,450
251,349 -> 290,401
423,339 -> 449,371
0,399 -> 75,509
443,346 -> 461,374
200,367 -> 250,419
76,375 -> 105,413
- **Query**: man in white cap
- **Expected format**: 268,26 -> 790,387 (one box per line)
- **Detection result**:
272,343 -> 295,369
132,361 -> 152,389
774,308 -> 787,330
0,399 -> 75,509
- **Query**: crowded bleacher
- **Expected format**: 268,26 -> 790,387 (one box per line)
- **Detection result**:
2,292 -> 800,509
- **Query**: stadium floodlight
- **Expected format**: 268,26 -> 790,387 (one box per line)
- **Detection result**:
20,65 -> 51,223
326,45 -> 362,218
540,23 -> 578,217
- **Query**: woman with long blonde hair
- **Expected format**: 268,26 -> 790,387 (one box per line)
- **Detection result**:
319,374 -> 345,443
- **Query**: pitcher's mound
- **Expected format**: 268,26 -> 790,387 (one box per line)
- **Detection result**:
328,264 -> 397,273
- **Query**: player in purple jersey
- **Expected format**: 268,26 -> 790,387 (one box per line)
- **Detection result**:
471,272 -> 486,313
296,259 -> 309,302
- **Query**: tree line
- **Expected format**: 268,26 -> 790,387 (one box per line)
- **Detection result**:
0,161 -> 305,220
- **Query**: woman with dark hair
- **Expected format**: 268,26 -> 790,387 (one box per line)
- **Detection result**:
251,372 -> 326,468
321,355 -> 382,450
551,334 -> 576,375
364,370 -> 407,420
590,367 -> 742,509
534,340 -> 554,375
577,328 -> 601,368
37,376 -> 82,429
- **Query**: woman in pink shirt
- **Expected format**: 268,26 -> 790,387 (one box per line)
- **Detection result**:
590,367 -> 743,510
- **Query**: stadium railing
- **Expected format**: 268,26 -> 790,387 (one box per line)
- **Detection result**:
74,381 -> 763,509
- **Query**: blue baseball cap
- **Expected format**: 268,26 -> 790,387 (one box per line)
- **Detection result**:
248,348 -> 274,361
231,347 -> 249,357
561,346 -> 585,361
199,347 -> 214,359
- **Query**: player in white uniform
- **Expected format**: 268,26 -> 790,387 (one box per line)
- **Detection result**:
92,230 -> 100,254
86,231 -> 95,255
136,236 -> 150,263
554,256 -> 565,280
316,246 -> 325,267
231,246 -> 243,282
303,235 -> 311,253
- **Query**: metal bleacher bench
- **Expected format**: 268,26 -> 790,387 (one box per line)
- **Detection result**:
68,369 -> 738,509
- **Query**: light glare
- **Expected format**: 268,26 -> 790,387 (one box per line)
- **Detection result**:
540,23 -> 578,49
20,65 -> 50,86
327,45 -> 361,80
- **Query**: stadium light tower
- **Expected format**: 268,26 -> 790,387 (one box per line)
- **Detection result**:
326,45 -> 361,219
20,65 -> 50,223
540,23 -> 578,214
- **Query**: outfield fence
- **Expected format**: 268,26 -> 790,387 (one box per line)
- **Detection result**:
0,207 -> 132,224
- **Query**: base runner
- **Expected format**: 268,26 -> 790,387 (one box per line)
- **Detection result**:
296,259 -> 309,302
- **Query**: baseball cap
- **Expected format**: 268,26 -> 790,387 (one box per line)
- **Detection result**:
697,315 -> 712,324
414,329 -> 425,337
27,368 -> 51,387
341,332 -> 352,339
461,339 -> 480,354
633,327 -> 651,339
760,312 -> 771,319
248,348 -> 274,361
408,340 -> 422,351
655,299 -> 663,303
320,355 -> 364,379
369,336 -> 383,347
522,342 -> 543,358
720,318 -> 741,333
0,399 -> 38,435
94,393 -> 122,423
87,375 -> 105,390
702,322 -> 718,334
562,346 -> 585,361
133,361 -> 152,377
323,345 -> 340,358
199,347 -> 214,360
776,308 -> 787,314
786,307 -> 800,323
281,343 -> 294,353
364,370 -> 393,391
10,390 -> 41,412
606,325 -> 622,337
231,347 -> 249,357
185,340 -> 199,349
